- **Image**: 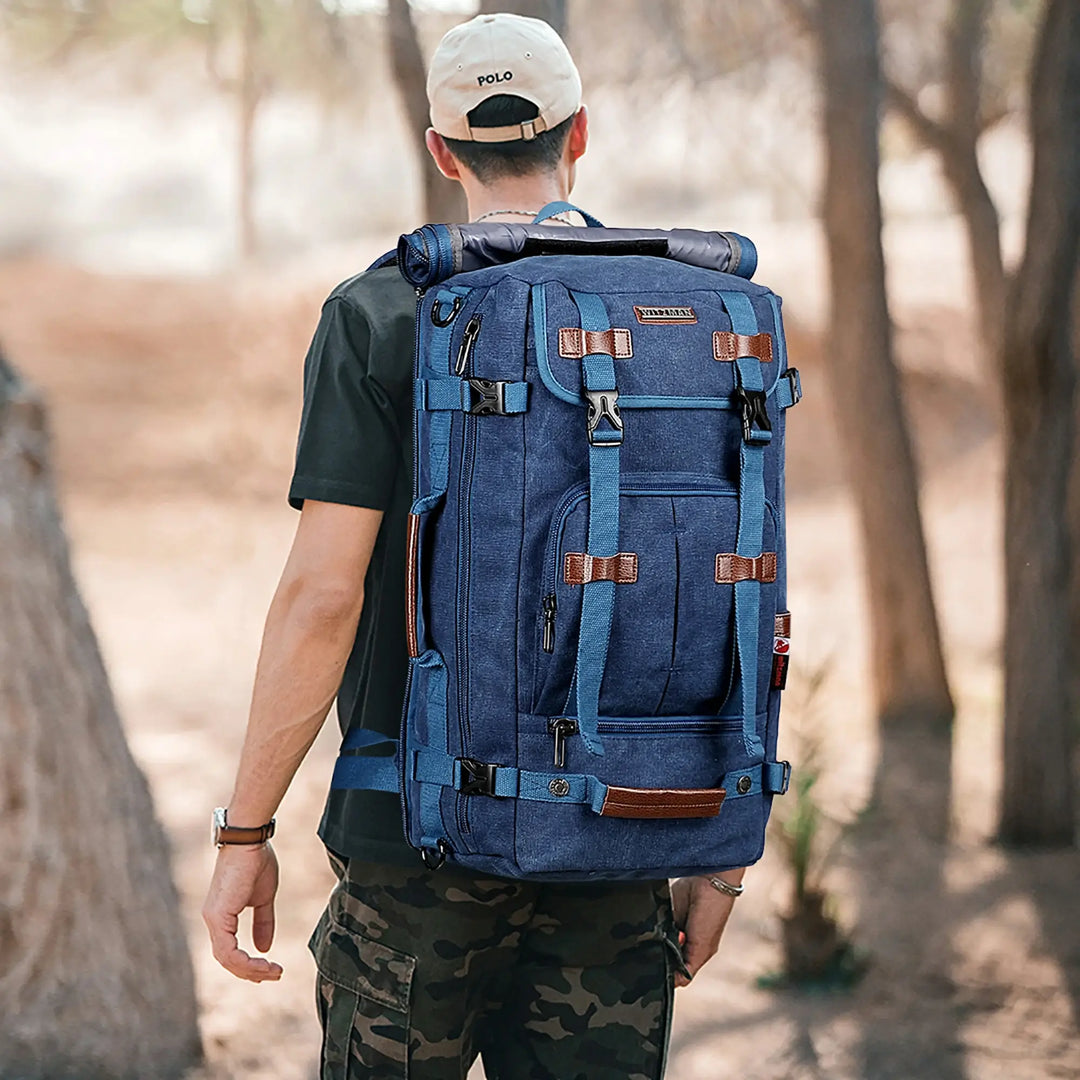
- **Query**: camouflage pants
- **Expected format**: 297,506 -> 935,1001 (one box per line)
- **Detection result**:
309,854 -> 685,1080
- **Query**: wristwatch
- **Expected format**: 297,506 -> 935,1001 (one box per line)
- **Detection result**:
212,806 -> 276,847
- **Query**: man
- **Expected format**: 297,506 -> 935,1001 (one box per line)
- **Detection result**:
203,13 -> 746,1078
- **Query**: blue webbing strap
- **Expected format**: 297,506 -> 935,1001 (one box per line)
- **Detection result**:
720,290 -> 769,761
568,290 -> 621,756
407,650 -> 450,849
410,747 -> 790,809
414,287 -> 468,514
331,729 -> 399,792
414,378 -> 530,414
533,201 -> 605,227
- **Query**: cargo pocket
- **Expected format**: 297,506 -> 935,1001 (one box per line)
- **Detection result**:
310,912 -> 416,1079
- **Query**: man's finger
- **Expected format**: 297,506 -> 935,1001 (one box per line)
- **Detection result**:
206,909 -> 282,981
252,900 -> 276,953
217,943 -> 283,982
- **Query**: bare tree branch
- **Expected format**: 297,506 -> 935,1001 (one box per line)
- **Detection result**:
883,77 -> 954,156
776,0 -> 816,36
387,0 -> 431,145
386,0 -> 466,223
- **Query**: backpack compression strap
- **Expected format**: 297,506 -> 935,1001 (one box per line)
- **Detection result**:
566,290 -> 623,756
720,290 -> 770,760
330,733 -> 792,813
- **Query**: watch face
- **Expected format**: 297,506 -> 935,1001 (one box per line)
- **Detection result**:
211,806 -> 227,845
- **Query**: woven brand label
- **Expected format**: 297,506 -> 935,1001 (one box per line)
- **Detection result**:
633,305 -> 697,324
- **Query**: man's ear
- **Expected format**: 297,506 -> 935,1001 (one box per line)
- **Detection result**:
566,106 -> 589,164
426,129 -> 462,181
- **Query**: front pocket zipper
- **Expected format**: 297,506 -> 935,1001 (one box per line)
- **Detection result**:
542,593 -> 558,653
547,715 -> 742,765
596,718 -> 743,735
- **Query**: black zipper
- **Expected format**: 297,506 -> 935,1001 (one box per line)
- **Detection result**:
595,718 -> 743,734
547,716 -> 743,764
455,315 -> 481,376
542,593 -> 558,653
454,314 -> 480,836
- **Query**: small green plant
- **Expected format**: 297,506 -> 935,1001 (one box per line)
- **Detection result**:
760,662 -> 866,990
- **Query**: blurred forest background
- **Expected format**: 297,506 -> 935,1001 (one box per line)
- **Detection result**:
0,1 -> 1078,1078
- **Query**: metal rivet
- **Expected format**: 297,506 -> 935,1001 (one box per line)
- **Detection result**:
736,775 -> 752,795
548,778 -> 571,797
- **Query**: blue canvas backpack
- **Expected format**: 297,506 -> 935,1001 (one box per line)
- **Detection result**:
333,203 -> 800,880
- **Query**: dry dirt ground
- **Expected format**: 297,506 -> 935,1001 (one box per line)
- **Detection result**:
1,253 -> 1078,1080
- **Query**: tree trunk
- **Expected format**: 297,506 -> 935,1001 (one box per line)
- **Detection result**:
387,0 -> 467,225
479,0 -> 567,36
817,0 -> 954,732
941,144 -> 1006,366
0,359 -> 201,1078
238,0 -> 260,257
998,0 -> 1079,847
885,0 -> 1006,370
942,0 -> 1006,367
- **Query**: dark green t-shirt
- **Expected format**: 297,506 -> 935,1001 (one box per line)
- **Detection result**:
288,265 -> 419,866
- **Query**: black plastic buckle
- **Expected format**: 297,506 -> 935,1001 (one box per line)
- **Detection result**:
783,367 -> 803,406
458,758 -> 498,796
777,760 -> 792,795
585,388 -> 623,445
463,379 -> 507,416
732,386 -> 772,444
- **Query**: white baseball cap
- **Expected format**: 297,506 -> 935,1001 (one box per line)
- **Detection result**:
427,12 -> 582,144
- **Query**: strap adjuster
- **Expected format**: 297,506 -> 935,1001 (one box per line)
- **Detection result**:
732,386 -> 772,444
458,758 -> 498,796
783,367 -> 802,406
463,379 -> 508,416
585,388 -> 624,445
775,760 -> 792,795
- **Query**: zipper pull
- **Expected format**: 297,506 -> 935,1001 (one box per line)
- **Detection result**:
542,593 -> 557,653
547,717 -> 579,768
454,315 -> 482,376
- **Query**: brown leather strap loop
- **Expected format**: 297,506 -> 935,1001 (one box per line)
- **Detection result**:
713,330 -> 773,363
600,786 -> 727,819
775,611 -> 791,637
715,552 -> 778,584
563,552 -> 639,585
406,513 -> 420,658
558,327 -> 633,359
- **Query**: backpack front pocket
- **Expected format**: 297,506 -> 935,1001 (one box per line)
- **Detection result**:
532,474 -> 777,719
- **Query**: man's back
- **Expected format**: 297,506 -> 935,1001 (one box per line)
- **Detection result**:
204,14 -> 751,1078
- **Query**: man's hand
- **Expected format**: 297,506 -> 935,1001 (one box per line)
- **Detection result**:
670,872 -> 743,988
203,843 -> 283,982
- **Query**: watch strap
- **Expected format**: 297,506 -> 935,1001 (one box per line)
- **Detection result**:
216,810 -> 275,846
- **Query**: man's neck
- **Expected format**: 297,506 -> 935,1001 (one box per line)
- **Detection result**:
465,178 -> 570,224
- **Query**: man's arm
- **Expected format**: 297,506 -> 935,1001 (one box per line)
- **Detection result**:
202,500 -> 383,983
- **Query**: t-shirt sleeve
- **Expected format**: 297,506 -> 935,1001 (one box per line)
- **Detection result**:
288,294 -> 403,512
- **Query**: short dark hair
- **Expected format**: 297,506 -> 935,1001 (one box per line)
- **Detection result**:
442,95 -> 575,184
